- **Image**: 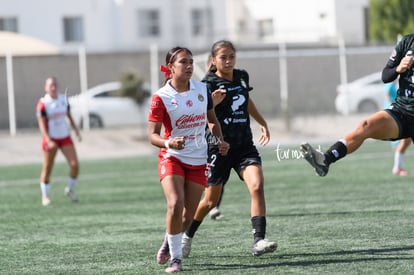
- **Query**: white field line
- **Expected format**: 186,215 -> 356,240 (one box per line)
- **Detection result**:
0,169 -> 155,187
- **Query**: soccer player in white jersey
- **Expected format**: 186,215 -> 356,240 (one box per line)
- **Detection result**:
148,47 -> 229,273
36,77 -> 81,206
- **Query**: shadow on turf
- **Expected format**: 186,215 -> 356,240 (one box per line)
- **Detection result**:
190,245 -> 414,271
267,209 -> 399,218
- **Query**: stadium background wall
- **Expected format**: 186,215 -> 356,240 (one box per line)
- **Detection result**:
0,47 -> 389,129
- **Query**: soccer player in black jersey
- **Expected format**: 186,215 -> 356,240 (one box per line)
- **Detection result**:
182,40 -> 277,257
301,33 -> 414,176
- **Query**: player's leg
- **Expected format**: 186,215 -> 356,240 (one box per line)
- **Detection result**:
193,185 -> 223,222
240,164 -> 277,256
393,137 -> 411,175
60,141 -> 79,202
160,174 -> 185,272
182,163 -> 208,230
182,184 -> 223,257
208,185 -> 225,220
181,167 -> 206,259
301,110 -> 399,176
40,143 -> 58,206
182,149 -> 231,257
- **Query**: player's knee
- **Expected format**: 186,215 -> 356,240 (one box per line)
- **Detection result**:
206,199 -> 218,210
69,160 -> 79,171
355,119 -> 370,132
167,199 -> 184,218
249,181 -> 264,196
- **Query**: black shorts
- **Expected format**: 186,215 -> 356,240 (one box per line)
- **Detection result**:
207,144 -> 262,186
384,108 -> 414,141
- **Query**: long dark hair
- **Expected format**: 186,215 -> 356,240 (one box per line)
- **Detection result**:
162,46 -> 193,85
208,40 -> 236,72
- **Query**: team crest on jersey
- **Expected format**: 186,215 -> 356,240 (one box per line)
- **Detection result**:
240,78 -> 247,89
186,100 -> 193,107
198,93 -> 204,102
171,99 -> 178,106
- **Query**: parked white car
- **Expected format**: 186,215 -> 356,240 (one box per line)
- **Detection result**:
335,72 -> 386,115
69,82 -> 148,128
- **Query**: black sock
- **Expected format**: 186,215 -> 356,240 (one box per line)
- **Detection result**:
251,216 -> 266,244
324,141 -> 347,165
186,220 -> 202,238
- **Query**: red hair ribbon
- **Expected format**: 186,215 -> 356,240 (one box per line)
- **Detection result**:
160,65 -> 170,79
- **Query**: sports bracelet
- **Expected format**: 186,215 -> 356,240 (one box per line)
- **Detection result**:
164,139 -> 170,149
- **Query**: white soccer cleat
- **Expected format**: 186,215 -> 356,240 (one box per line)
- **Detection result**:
300,142 -> 329,177
181,233 -> 193,258
252,239 -> 277,256
64,187 -> 79,202
42,197 -> 51,206
208,207 -> 224,220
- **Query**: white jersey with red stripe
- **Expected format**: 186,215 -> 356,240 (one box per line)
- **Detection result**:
36,93 -> 71,139
149,79 -> 210,165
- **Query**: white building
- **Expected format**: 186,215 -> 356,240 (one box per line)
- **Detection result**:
0,0 -> 369,54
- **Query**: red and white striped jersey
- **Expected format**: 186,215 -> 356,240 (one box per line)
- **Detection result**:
149,80 -> 212,165
36,93 -> 70,139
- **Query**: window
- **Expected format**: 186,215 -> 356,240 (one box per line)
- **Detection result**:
258,18 -> 274,38
94,90 -> 121,98
63,16 -> 84,42
137,9 -> 160,37
191,9 -> 204,36
0,17 -> 18,32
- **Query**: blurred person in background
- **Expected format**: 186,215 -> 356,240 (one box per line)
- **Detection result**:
36,76 -> 81,206
148,46 -> 228,273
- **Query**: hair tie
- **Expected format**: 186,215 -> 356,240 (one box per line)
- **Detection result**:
160,65 -> 171,79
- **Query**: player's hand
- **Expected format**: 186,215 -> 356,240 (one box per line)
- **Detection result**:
397,56 -> 414,73
218,140 -> 230,156
258,125 -> 270,146
211,89 -> 226,107
46,139 -> 57,150
75,130 -> 82,142
170,137 -> 186,150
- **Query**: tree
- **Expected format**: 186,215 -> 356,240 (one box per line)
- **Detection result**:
118,72 -> 150,105
369,0 -> 414,43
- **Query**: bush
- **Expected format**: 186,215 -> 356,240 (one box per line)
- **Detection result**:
118,72 -> 150,105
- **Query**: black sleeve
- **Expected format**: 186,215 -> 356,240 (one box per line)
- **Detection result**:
382,38 -> 406,83
382,65 -> 399,83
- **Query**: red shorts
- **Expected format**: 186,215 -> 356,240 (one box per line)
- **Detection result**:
42,136 -> 74,152
158,154 -> 208,186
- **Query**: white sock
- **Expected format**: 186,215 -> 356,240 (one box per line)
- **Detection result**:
167,233 -> 182,260
393,152 -> 404,170
67,177 -> 77,191
40,182 -> 50,198
339,139 -> 347,146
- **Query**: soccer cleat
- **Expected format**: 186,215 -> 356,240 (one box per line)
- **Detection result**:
392,168 -> 408,176
42,197 -> 51,206
208,207 -> 224,220
165,258 -> 182,273
300,142 -> 329,176
157,236 -> 170,265
64,187 -> 79,202
252,239 -> 277,256
181,233 -> 192,258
